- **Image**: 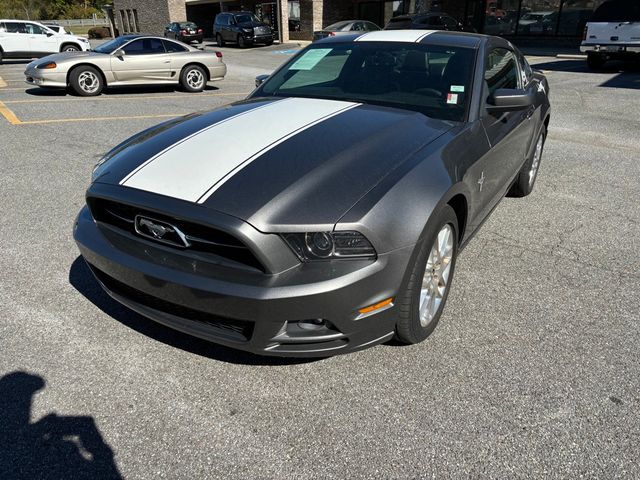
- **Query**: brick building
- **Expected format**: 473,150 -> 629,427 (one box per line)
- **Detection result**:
109,0 -> 606,46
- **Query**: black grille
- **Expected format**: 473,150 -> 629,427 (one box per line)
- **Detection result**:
90,264 -> 254,341
87,197 -> 264,272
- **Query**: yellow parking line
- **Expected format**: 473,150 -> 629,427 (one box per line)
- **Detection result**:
3,92 -> 249,104
0,100 -> 22,124
0,76 -> 7,88
19,113 -> 183,125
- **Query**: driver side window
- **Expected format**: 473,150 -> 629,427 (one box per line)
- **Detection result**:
485,48 -> 518,95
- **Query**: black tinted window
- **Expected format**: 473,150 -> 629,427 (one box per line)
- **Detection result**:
485,48 -> 518,95
163,40 -> 187,53
591,0 -> 640,22
123,38 -> 165,55
4,22 -> 27,33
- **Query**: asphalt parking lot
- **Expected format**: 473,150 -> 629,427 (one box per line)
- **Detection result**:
0,43 -> 639,478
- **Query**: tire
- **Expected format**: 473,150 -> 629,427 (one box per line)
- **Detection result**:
587,52 -> 605,70
69,65 -> 103,96
216,34 -> 225,47
180,64 -> 207,92
62,44 -> 80,52
264,39 -> 273,46
0,49 -> 3,64
237,35 -> 247,48
395,205 -> 459,345
507,127 -> 546,197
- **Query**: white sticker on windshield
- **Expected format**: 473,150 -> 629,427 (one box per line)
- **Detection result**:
289,49 -> 332,70
450,85 -> 465,93
446,93 -> 459,105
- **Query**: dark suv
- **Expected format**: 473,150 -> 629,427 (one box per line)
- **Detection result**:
385,13 -> 464,31
213,12 -> 274,48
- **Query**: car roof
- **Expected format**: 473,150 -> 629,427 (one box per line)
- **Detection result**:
318,29 -> 487,49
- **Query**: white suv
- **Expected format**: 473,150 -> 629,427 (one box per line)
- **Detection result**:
0,20 -> 90,63
580,0 -> 640,69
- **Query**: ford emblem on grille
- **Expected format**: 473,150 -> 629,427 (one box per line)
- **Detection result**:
134,216 -> 191,248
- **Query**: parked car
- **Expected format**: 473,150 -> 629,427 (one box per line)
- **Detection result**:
580,0 -> 640,69
0,20 -> 90,62
164,21 -> 204,44
517,11 -> 557,34
313,20 -> 380,41
75,30 -> 550,357
43,24 -> 71,35
384,13 -> 464,31
23,35 -> 226,96
213,11 -> 273,48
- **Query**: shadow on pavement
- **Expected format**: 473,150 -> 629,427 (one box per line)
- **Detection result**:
68,257 -> 318,366
531,58 -> 640,89
25,84 -> 221,97
0,372 -> 122,480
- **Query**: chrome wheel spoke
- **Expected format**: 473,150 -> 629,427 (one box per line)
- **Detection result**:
419,224 -> 454,327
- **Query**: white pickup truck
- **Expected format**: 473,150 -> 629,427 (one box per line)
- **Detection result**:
580,0 -> 640,69
0,19 -> 90,63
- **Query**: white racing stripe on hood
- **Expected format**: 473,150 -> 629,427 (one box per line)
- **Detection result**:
120,98 -> 359,203
354,30 -> 436,43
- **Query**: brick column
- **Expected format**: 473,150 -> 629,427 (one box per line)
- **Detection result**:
278,0 -> 289,43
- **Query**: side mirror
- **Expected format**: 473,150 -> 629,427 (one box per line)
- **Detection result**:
487,88 -> 533,112
114,49 -> 126,58
255,74 -> 269,87
46,32 -> 54,37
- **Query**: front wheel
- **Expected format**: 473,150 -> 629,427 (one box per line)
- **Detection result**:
395,205 -> 459,345
508,127 -> 546,197
62,44 -> 80,52
69,65 -> 103,96
216,34 -> 224,47
237,35 -> 247,48
180,65 -> 207,92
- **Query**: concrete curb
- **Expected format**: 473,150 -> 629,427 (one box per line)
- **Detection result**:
557,54 -> 587,59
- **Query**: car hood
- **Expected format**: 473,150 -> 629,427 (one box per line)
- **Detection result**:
237,21 -> 270,29
27,51 -> 102,67
92,97 -> 453,231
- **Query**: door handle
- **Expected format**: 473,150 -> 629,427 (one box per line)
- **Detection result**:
163,60 -> 170,63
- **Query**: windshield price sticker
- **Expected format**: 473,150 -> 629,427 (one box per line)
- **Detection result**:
290,49 -> 332,70
446,93 -> 459,104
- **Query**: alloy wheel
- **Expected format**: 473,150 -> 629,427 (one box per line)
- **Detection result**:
529,133 -> 544,187
419,224 -> 454,326
186,69 -> 204,90
78,71 -> 99,94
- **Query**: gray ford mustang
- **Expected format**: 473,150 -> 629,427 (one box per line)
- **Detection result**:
74,30 -> 550,357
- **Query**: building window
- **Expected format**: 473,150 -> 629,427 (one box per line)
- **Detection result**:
120,10 -> 129,33
133,9 -> 140,33
127,10 -> 135,33
517,0 -> 561,36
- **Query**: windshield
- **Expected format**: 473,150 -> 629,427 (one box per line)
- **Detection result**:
93,36 -> 136,54
254,42 -> 475,122
325,21 -> 352,31
235,14 -> 260,24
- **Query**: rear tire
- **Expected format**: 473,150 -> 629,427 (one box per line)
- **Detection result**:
69,65 -> 103,96
395,205 -> 459,345
587,52 -> 605,70
180,64 -> 207,92
0,49 -> 3,64
508,127 -> 546,197
216,34 -> 225,47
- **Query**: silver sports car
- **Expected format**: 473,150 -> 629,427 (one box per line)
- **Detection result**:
24,35 -> 227,96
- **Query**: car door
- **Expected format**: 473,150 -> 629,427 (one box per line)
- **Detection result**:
477,46 -> 532,211
110,38 -> 171,83
0,22 -> 31,55
25,23 -> 58,55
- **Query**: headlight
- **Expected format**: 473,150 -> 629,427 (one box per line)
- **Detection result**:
242,28 -> 253,33
78,37 -> 89,43
36,61 -> 57,69
282,231 -> 376,261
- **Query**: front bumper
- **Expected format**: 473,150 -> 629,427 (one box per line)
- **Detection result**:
245,34 -> 273,44
74,201 -> 414,357
24,68 -> 67,88
580,43 -> 640,54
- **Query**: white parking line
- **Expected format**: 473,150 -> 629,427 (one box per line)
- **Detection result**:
0,76 -> 7,88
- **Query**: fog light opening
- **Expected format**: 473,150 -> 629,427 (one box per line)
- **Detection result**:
298,318 -> 326,331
